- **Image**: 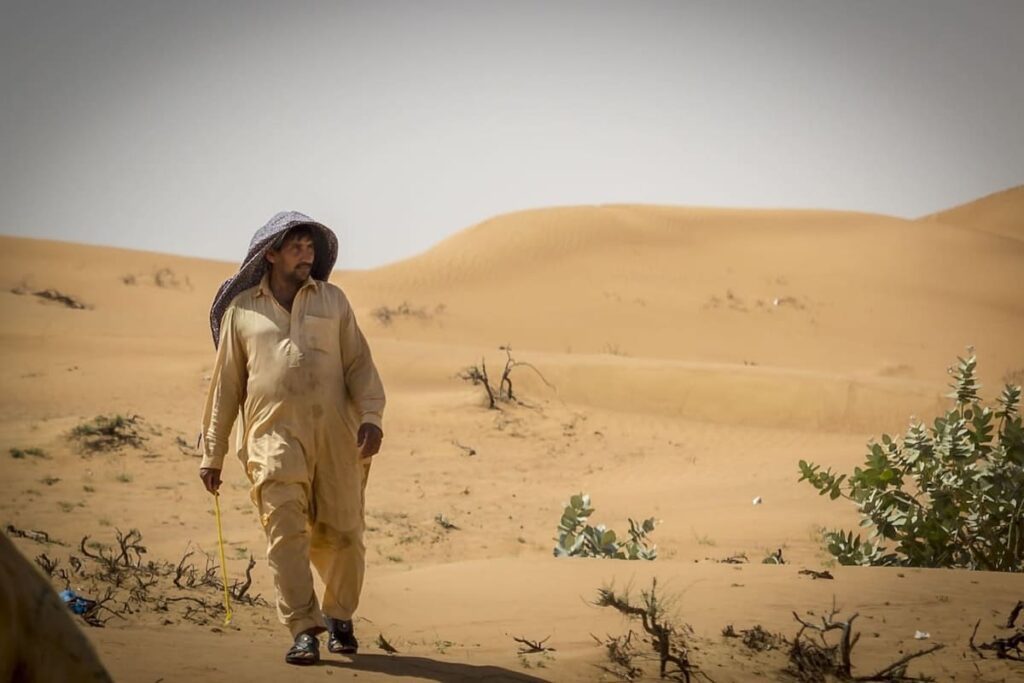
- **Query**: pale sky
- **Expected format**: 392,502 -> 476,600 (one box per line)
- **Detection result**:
2,1 -> 1022,269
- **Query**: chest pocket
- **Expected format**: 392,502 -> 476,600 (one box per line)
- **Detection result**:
302,315 -> 341,358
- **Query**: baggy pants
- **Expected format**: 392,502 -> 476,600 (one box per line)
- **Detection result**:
257,460 -> 371,638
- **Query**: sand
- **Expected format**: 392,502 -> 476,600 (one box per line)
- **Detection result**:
1,188 -> 1022,681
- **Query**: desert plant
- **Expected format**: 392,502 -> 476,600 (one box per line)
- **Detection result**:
458,345 -> 553,410
595,580 -> 705,681
70,415 -> 147,452
798,348 -> 1024,571
554,493 -> 657,560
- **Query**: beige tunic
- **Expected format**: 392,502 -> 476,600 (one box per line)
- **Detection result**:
200,273 -> 385,533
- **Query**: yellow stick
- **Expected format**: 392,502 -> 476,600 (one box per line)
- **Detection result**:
214,492 -> 233,625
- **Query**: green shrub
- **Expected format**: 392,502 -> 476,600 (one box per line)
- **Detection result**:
799,348 -> 1023,571
553,493 -> 657,560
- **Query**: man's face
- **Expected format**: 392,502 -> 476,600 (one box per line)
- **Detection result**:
266,234 -> 315,285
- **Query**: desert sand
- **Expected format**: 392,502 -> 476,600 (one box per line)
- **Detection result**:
1,186 -> 1022,682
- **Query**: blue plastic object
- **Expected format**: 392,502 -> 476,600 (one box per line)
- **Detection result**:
60,588 -> 96,615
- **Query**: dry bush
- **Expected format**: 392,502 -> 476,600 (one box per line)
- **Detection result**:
70,414 -> 147,452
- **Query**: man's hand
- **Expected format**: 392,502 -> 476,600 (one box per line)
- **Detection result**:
199,467 -> 222,495
357,423 -> 383,459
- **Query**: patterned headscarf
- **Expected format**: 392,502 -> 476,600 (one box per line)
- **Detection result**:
208,211 -> 338,347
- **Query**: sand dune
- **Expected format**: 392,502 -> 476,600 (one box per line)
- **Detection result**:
918,183 -> 1024,242
2,190 -> 1022,681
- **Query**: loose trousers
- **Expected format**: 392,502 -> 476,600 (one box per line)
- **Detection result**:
258,460 -> 371,638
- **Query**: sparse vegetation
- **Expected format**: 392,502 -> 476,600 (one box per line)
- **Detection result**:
595,579 -> 706,682
7,527 -> 267,628
554,493 -> 657,560
799,348 -> 1024,571
70,414 -> 147,452
10,285 -> 88,309
9,447 -> 47,459
371,301 -> 435,326
458,345 -> 553,410
970,600 -> 1024,661
786,600 -> 942,682
434,513 -> 459,531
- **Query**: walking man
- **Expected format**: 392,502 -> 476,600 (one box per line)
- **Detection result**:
199,211 -> 385,665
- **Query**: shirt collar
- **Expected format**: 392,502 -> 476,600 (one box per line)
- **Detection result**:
255,271 -> 317,298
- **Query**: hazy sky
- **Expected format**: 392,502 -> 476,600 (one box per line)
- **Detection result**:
2,1 -> 1022,269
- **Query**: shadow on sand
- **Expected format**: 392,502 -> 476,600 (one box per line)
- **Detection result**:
323,653 -> 550,682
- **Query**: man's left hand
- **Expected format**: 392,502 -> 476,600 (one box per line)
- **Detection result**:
357,423 -> 383,459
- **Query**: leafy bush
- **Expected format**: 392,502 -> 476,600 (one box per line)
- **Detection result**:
553,493 -> 657,560
799,348 -> 1024,571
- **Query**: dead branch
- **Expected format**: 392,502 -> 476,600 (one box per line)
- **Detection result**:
377,633 -> 399,654
1006,600 -> 1024,629
174,547 -> 196,588
498,345 -> 555,403
513,635 -> 555,654
715,552 -> 748,564
114,528 -> 146,568
453,440 -> 476,456
80,535 -> 121,577
5,524 -> 56,544
798,569 -> 834,580
458,360 -> 497,409
231,555 -> 256,602
595,579 -> 710,682
34,553 -> 59,576
592,630 -> 643,680
859,644 -> 945,680
82,586 -> 127,627
787,600 -> 943,681
969,606 -> 1024,662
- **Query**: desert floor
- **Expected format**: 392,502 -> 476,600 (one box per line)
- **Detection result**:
2,187 -> 1022,681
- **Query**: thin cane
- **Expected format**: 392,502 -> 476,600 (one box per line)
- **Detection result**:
213,492 -> 233,625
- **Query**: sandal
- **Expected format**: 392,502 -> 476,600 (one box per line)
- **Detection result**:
285,632 -> 320,666
327,619 -> 359,655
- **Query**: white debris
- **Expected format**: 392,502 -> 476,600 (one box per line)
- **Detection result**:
752,496 -> 763,505
914,630 -> 930,640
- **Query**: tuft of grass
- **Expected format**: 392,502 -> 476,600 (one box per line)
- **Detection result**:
57,501 -> 77,513
693,529 -> 717,547
10,447 -> 48,459
115,472 -> 133,484
83,485 -> 96,493
40,476 -> 60,486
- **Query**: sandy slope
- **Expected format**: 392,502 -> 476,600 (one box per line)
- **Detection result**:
1,192 -> 1022,682
918,185 -> 1024,242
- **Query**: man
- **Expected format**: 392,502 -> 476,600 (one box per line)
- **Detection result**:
199,211 -> 385,665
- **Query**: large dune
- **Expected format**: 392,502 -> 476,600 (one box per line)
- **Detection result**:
1,192 -> 1022,681
918,183 -> 1024,242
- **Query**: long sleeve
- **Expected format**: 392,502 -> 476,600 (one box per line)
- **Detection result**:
200,306 -> 247,469
339,296 -> 386,430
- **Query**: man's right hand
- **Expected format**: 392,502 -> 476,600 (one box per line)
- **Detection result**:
199,467 -> 222,495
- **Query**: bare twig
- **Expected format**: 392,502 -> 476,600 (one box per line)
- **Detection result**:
798,569 -> 834,580
513,635 -> 555,654
231,555 -> 256,602
6,524 -> 55,544
34,553 -> 59,576
1006,600 -> 1024,629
